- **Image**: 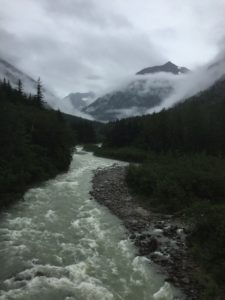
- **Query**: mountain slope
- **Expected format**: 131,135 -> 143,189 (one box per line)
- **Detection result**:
0,58 -> 58,108
83,62 -> 188,122
136,61 -> 189,75
102,76 -> 225,151
0,58 -> 36,91
63,92 -> 95,110
83,80 -> 173,121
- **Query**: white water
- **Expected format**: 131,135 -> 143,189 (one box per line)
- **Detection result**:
0,149 -> 182,300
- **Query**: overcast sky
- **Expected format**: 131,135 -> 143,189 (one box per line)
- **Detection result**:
0,0 -> 225,97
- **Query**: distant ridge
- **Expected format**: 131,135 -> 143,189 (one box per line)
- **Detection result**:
82,61 -> 190,121
137,61 -> 190,75
63,92 -> 95,110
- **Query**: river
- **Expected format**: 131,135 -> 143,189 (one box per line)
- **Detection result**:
0,148 -> 182,300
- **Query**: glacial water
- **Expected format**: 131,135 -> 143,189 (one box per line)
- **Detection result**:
0,148 -> 182,300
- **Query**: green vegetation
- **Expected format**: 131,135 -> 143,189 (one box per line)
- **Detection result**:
189,204 -> 225,299
0,79 -> 96,209
84,144 -> 148,162
63,113 -> 97,144
126,154 -> 225,212
103,79 -> 225,155
93,78 -> 225,298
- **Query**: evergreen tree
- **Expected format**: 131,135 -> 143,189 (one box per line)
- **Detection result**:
36,77 -> 44,107
0,78 -> 98,209
17,79 -> 23,95
3,78 -> 7,87
57,109 -> 64,122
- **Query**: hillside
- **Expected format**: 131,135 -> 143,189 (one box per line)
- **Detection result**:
0,58 -> 59,108
83,62 -> 187,122
136,61 -> 190,75
102,77 -> 225,154
63,92 -> 95,110
0,79 -> 97,209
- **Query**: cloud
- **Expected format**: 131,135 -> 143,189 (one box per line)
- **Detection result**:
40,0 -> 132,30
146,50 -> 225,114
0,0 -> 225,107
100,46 -> 225,120
57,99 -> 94,120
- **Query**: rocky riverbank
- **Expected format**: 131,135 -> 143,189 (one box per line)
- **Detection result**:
90,165 -> 199,300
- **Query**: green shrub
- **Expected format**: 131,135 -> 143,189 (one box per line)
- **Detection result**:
126,154 -> 225,212
126,155 -> 225,298
189,204 -> 225,298
91,146 -> 148,162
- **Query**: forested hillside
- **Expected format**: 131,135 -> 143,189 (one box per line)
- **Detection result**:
93,78 -> 225,299
0,79 -> 96,209
62,113 -> 99,144
103,78 -> 225,155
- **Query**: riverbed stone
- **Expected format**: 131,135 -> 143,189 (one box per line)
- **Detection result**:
91,165 -> 199,300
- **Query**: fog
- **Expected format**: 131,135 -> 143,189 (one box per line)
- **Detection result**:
62,49 -> 225,119
147,51 -> 225,114
1,0 -> 225,99
0,0 -> 225,118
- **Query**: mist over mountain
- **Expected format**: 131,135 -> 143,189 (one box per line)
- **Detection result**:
0,58 -> 36,89
149,50 -> 225,114
56,92 -> 95,120
63,92 -> 95,110
0,57 -> 95,119
136,61 -> 190,75
82,62 -> 189,121
1,2 -> 225,298
81,54 -> 225,122
2,54 -> 225,123
0,58 -> 59,109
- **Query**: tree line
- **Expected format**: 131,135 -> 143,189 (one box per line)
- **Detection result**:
0,78 -> 96,209
103,79 -> 225,156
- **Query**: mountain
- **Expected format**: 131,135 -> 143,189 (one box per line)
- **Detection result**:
63,92 -> 95,110
0,58 -> 37,91
136,61 -> 190,75
83,80 -> 173,121
0,58 -> 95,119
0,58 -> 58,108
83,61 -> 188,122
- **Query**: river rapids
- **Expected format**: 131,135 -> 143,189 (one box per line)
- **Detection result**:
0,148 -> 182,300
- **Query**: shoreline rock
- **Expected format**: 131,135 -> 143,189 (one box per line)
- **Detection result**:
90,165 -> 199,300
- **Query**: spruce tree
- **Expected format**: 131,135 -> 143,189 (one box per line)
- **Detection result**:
3,78 -> 7,87
17,79 -> 23,95
36,77 -> 44,107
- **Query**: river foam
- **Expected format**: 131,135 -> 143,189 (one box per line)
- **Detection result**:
0,148 -> 182,300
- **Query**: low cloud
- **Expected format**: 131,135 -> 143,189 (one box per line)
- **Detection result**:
147,50 -> 225,114
98,48 -> 225,120
0,0 -> 164,98
0,0 -> 225,103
